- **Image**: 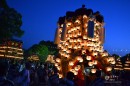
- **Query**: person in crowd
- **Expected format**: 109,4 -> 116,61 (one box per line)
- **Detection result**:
89,70 -> 104,86
30,64 -> 37,86
59,71 -> 75,86
7,62 -> 20,86
65,71 -> 75,86
37,63 -> 48,86
121,71 -> 130,86
48,66 -> 59,86
17,62 -> 31,86
0,60 -> 14,86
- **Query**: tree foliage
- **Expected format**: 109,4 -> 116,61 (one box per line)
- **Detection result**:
39,40 -> 59,55
0,0 -> 24,41
28,44 -> 49,62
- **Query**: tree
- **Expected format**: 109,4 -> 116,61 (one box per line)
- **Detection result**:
0,0 -> 24,41
39,40 -> 59,55
28,44 -> 49,62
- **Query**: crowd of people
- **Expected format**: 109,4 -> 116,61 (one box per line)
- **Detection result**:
0,59 -> 130,86
0,59 -> 76,86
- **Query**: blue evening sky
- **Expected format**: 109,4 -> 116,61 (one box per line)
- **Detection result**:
6,0 -> 130,56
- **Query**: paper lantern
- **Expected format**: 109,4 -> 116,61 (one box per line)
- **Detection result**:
86,56 -> 91,60
83,15 -> 87,19
88,62 -> 93,66
74,71 -> 78,75
56,58 -> 61,63
82,50 -> 86,54
55,63 -> 59,67
74,65 -> 81,71
91,69 -> 96,73
111,61 -> 116,65
59,74 -> 63,78
57,66 -> 61,70
67,22 -> 71,27
75,19 -> 80,24
93,60 -> 98,65
106,67 -> 112,71
83,35 -> 87,39
69,61 -> 74,66
77,56 -> 83,62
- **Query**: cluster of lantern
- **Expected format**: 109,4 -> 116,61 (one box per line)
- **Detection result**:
54,13 -> 115,77
54,58 -> 63,78
69,64 -> 81,75
107,57 -> 115,64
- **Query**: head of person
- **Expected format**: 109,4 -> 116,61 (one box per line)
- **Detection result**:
0,60 -> 9,77
66,71 -> 74,81
95,70 -> 101,78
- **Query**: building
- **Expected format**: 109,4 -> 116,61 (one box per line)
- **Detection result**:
54,5 -> 115,78
0,39 -> 23,59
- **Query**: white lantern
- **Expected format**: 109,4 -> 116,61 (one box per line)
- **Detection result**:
93,52 -> 98,56
86,56 -> 91,60
93,60 -> 98,65
83,15 -> 87,19
110,57 -> 115,61
65,42 -> 68,46
79,38 -> 82,42
83,35 -> 87,39
58,44 -> 61,48
74,27 -> 76,31
75,19 -> 80,24
67,50 -> 71,53
88,62 -> 93,66
68,45 -> 72,48
78,32 -> 81,36
70,69 -> 75,72
74,39 -> 76,42
59,74 -> 63,78
67,22 -> 71,27
57,66 -> 61,70
69,61 -> 74,66
61,24 -> 63,27
70,34 -> 72,38
55,63 -> 59,67
74,71 -> 78,75
91,69 -> 96,73
74,46 -> 77,49
78,45 -> 81,49
79,58 -> 83,62
56,58 -> 61,63
77,56 -> 83,62
74,65 -> 81,71
82,50 -> 86,54
111,61 -> 116,65
106,67 -> 112,71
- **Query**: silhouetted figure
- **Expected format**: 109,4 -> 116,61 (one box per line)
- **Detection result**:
48,66 -> 59,86
0,60 -> 14,86
121,71 -> 130,86
89,70 -> 104,86
17,62 -> 31,86
59,71 -> 75,86
37,63 -> 48,86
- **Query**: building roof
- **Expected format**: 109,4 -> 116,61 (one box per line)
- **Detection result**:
58,5 -> 104,25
